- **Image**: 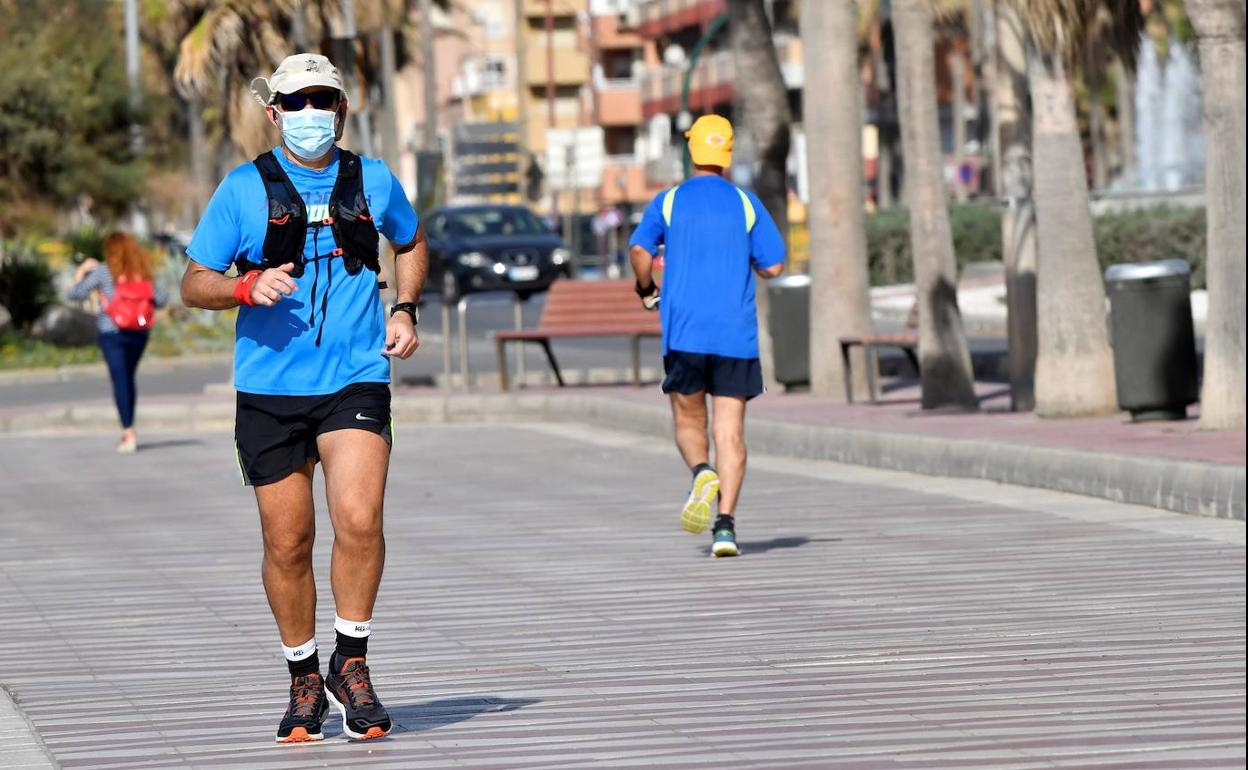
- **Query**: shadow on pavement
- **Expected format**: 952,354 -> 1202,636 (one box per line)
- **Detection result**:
699,536 -> 842,556
383,696 -> 540,736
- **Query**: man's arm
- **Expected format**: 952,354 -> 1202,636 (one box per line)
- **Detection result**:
755,262 -> 784,279
181,260 -> 297,310
381,223 -> 427,359
629,244 -> 655,288
392,223 -> 429,303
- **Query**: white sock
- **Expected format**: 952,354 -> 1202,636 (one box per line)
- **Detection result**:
282,637 -> 317,663
335,616 -> 372,638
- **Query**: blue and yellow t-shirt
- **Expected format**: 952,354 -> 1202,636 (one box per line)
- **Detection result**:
629,175 -> 785,359
187,147 -> 418,396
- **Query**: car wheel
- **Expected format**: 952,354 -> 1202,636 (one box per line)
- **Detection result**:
441,269 -> 461,304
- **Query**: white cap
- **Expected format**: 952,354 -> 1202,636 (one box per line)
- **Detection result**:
249,53 -> 345,106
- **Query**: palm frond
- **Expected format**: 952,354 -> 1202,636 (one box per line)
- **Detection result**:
1010,0 -> 1144,69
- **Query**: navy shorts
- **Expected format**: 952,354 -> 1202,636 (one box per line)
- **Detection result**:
234,382 -> 392,486
661,350 -> 764,400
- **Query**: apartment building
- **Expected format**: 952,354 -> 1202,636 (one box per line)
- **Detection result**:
631,0 -> 806,198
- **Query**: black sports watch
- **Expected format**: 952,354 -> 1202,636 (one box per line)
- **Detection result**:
390,302 -> 419,325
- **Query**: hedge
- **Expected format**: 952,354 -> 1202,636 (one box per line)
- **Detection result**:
864,204 -> 1206,289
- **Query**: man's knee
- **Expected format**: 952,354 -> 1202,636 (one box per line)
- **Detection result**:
713,426 -> 745,452
264,530 -> 314,572
334,502 -> 383,546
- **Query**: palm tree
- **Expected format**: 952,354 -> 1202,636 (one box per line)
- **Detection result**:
803,0 -> 874,399
1010,0 -> 1142,417
1184,0 -> 1246,429
152,1 -> 412,159
891,0 -> 979,410
727,0 -> 792,386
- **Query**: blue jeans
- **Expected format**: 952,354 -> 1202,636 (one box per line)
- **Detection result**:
98,330 -> 149,428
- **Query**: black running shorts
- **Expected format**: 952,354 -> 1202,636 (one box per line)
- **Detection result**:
661,350 -> 764,400
234,382 -> 392,486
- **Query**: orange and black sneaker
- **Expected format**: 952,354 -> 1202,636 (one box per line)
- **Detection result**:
275,673 -> 328,743
325,657 -> 392,740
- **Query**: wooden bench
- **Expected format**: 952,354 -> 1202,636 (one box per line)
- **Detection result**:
838,332 -> 920,403
492,279 -> 662,390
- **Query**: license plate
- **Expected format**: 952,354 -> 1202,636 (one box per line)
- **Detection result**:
508,266 -> 539,282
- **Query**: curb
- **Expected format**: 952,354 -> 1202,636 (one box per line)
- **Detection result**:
0,685 -> 58,769
0,352 -> 230,387
2,392 -> 1242,521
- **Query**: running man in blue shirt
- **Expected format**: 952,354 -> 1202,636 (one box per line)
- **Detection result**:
181,54 -> 425,744
629,115 -> 786,557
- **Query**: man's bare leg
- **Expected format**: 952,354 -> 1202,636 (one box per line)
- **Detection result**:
317,429 -> 389,623
711,395 -> 748,515
255,461 -> 318,647
670,391 -> 720,533
669,391 -> 710,468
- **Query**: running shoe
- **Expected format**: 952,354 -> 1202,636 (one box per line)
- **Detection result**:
681,467 -> 720,533
711,517 -> 740,558
275,673 -> 328,743
325,657 -> 392,740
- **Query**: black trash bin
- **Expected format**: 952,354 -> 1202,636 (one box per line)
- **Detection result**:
767,275 -> 810,387
1105,259 -> 1199,421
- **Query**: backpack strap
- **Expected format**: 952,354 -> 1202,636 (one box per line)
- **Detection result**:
660,182 -> 756,232
251,151 -> 308,276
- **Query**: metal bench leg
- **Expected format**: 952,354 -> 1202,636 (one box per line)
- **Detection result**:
630,336 -> 641,387
495,339 -> 509,391
539,340 -> 565,387
903,346 -> 920,378
840,342 -> 855,403
866,345 -> 880,403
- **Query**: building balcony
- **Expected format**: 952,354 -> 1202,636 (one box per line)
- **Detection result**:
600,157 -> 653,205
644,151 -> 683,187
638,0 -> 727,38
523,0 -> 582,17
526,46 -> 591,86
594,80 -> 643,126
590,12 -> 644,50
641,48 -> 734,118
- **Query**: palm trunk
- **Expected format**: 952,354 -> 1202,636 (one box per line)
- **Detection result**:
728,0 -> 792,387
996,3 -> 1037,412
1028,38 -> 1118,416
1186,0 -> 1246,429
1113,61 -> 1136,186
804,0 -> 873,399
892,0 -> 979,410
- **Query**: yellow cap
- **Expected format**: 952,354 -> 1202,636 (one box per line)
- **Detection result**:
684,114 -> 733,168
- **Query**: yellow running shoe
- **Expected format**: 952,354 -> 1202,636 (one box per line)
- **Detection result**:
681,467 -> 720,533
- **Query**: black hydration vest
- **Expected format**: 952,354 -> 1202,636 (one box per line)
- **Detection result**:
238,149 -> 381,279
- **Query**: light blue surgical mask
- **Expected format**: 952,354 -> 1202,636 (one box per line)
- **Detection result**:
280,108 -> 337,160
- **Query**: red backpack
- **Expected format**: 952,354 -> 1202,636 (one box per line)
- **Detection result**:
103,276 -> 156,331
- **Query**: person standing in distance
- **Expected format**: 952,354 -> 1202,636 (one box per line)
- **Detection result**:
628,115 -> 786,557
181,53 -> 426,743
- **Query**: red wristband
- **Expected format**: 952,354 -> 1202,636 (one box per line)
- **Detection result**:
234,270 -> 262,306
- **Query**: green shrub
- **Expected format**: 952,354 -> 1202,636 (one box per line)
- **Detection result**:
864,204 -> 1002,285
0,242 -> 55,329
864,204 -> 1206,289
1093,206 -> 1205,289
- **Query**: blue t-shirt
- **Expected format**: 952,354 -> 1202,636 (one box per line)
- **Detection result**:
187,147 -> 418,396
629,176 -> 785,359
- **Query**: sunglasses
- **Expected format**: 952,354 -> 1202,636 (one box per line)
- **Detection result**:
275,91 -> 340,112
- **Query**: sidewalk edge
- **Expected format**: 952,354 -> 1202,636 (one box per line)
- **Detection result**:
1,391 -> 1242,520
0,684 -> 58,770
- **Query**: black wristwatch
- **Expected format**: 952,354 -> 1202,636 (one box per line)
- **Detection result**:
390,302 -> 419,325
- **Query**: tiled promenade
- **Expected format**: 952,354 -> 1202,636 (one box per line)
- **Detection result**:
0,423 -> 1243,768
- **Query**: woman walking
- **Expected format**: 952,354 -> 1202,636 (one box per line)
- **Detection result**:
67,233 -> 169,453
